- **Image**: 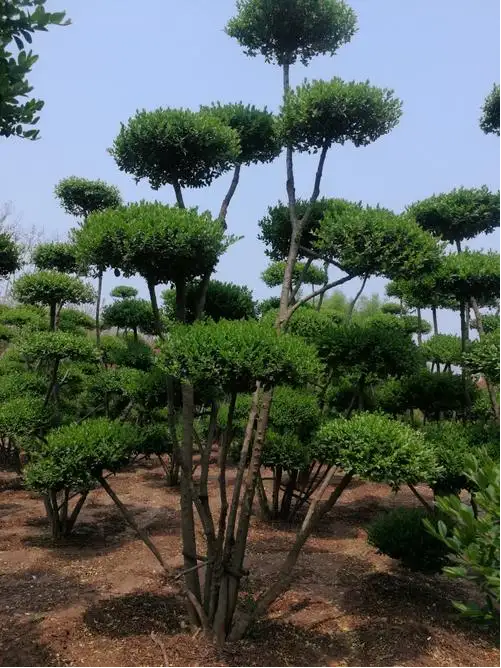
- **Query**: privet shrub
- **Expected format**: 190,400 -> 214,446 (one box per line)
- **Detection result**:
368,507 -> 450,573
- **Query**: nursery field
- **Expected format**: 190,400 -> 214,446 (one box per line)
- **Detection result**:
0,461 -> 498,668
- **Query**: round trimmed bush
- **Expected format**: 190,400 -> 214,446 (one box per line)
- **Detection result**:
368,507 -> 450,573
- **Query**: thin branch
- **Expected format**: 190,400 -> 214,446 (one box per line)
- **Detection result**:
291,257 -> 312,300
218,164 -> 241,226
174,559 -> 212,581
347,275 -> 368,321
301,142 -> 329,228
287,274 -> 354,320
150,632 -> 169,667
408,483 -> 433,513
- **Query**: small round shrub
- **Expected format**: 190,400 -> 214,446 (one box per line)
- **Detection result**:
367,507 -> 450,573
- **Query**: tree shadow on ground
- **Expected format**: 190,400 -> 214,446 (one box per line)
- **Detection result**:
83,592 -> 187,637
0,567 -> 96,614
21,503 -> 181,558
0,618 -> 62,667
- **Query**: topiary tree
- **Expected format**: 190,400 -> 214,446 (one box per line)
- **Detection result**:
422,334 -> 463,372
0,229 -> 21,277
480,84 -> 500,136
162,279 -> 256,324
54,176 -> 122,344
232,412 -> 437,637
76,202 -> 227,331
261,259 -> 327,296
158,317 -> 321,633
0,0 -> 70,140
13,271 -> 95,330
102,298 -> 156,341
409,187 -> 500,251
32,241 -> 78,273
110,285 -> 138,300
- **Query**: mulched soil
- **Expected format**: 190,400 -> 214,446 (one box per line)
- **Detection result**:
0,461 -> 498,667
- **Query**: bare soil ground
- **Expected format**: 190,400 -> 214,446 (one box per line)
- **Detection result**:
0,461 -> 498,667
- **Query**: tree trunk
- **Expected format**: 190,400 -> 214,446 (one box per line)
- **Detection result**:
175,278 -> 186,323
173,180 -> 185,208
147,279 -> 163,338
49,302 -> 57,331
95,269 -> 103,345
432,306 -> 439,336
417,307 -> 423,346
272,466 -> 282,517
459,301 -> 472,412
179,383 -> 202,625
229,470 -> 354,641
470,298 -> 500,424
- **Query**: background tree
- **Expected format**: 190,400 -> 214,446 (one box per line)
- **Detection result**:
54,177 -> 122,343
110,285 -> 138,300
102,298 -> 156,341
0,228 -> 21,278
13,271 -> 95,330
0,0 -> 70,140
162,280 -> 256,323
480,84 -> 500,136
32,241 -> 78,273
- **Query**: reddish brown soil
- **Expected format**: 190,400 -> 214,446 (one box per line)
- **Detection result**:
0,462 -> 498,667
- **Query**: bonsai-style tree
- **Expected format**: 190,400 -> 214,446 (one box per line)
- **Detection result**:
261,260 -> 327,302
162,280 -> 256,323
0,229 -> 21,277
409,187 -> 500,253
422,334 -> 463,372
480,84 -> 500,136
0,0 -> 70,140
13,271 -> 95,330
102,298 -> 156,341
77,202 -> 227,331
32,241 -> 78,273
110,285 -> 138,300
54,177 -> 122,343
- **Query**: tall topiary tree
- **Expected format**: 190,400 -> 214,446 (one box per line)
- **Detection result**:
54,177 -> 122,344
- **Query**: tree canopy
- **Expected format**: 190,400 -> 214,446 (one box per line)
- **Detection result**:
226,0 -> 357,66
54,177 -> 122,220
32,241 -> 78,273
109,108 -> 241,191
0,229 -> 21,277
408,187 -> 500,246
280,78 -> 402,151
162,280 -> 256,323
480,84 -> 500,136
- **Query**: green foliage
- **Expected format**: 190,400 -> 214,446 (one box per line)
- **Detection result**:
386,276 -> 457,311
258,198 -> 331,261
402,369 -> 473,419
423,421 -> 472,495
425,452 -> 500,622
399,315 -> 432,336
480,84 -> 500,136
316,412 -> 437,488
58,308 -> 94,333
422,334 -> 463,367
281,78 -> 402,151
434,251 -> 500,306
409,187 -> 500,244
226,0 -> 357,66
24,418 -> 141,492
102,299 -> 156,336
13,271 -> 95,309
285,306 -> 339,354
0,303 -> 45,330
371,378 -> 407,415
464,330 -> 500,382
200,102 -> 280,165
162,280 -> 256,323
110,285 -> 138,300
320,315 -> 421,380
368,507 -> 449,573
0,396 -> 47,438
160,319 -> 321,393
18,330 -> 98,364
0,0 -> 69,140
261,260 -> 326,288
256,297 -> 281,316
0,370 -> 47,401
99,335 -> 154,371
381,302 -> 403,315
137,422 -> 173,457
78,202 -> 226,288
316,200 -> 441,280
471,313 -> 499,334
54,177 -> 122,220
269,385 -> 321,442
110,108 -> 240,189
0,230 -> 21,276
32,242 -> 78,273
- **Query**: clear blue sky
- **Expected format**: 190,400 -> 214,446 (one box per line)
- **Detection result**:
1,0 -> 499,332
